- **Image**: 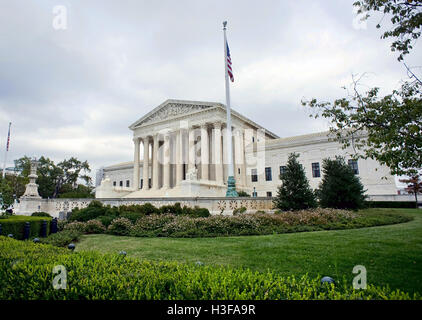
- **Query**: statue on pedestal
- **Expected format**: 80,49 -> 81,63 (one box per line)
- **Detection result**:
22,158 -> 41,199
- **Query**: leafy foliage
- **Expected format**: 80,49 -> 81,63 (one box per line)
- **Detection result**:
31,212 -> 52,218
0,237 -> 418,300
303,80 -> 422,176
69,202 -> 210,223
274,153 -> 317,211
354,0 -> 422,61
14,156 -> 93,199
317,157 -> 367,210
0,216 -> 51,239
0,173 -> 27,207
41,229 -> 82,247
399,174 -> 422,207
237,191 -> 251,197
128,209 -> 410,238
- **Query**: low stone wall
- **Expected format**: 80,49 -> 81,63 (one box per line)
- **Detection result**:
15,197 -> 274,219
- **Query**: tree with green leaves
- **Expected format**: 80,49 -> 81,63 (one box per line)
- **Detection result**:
274,153 -> 317,211
0,171 -> 27,208
399,174 -> 422,207
14,156 -> 93,199
354,0 -> 422,62
303,0 -> 422,177
317,157 -> 367,210
303,80 -> 421,177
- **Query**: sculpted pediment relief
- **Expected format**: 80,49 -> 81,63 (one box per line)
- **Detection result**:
138,103 -> 213,127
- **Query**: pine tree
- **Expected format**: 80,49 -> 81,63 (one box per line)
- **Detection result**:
274,153 -> 317,211
317,157 -> 367,210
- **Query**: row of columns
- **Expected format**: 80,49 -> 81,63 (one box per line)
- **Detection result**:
132,122 -> 246,191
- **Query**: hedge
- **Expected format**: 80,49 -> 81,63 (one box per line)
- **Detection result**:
0,237 -> 419,300
68,201 -> 210,223
364,201 -> 417,209
0,216 -> 52,239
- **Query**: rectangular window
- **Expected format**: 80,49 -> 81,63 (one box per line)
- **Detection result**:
140,179 -> 143,189
113,181 -> 116,187
280,166 -> 287,177
251,169 -> 258,182
348,159 -> 359,175
126,180 -> 130,187
265,167 -> 272,181
266,191 -> 272,198
238,168 -> 240,175
119,181 -> 123,187
312,162 -> 320,178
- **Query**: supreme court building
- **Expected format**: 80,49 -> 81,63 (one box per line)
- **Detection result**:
95,99 -> 397,199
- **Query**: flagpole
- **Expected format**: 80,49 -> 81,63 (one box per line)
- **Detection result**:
2,122 -> 11,179
223,21 -> 238,197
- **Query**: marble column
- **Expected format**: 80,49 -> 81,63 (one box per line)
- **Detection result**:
132,137 -> 140,190
214,122 -> 224,184
200,124 -> 209,180
152,134 -> 159,189
188,127 -> 196,171
163,133 -> 171,188
240,129 -> 247,186
176,129 -> 183,185
142,136 -> 150,190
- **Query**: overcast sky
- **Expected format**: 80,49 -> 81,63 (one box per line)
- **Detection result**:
0,0 -> 420,181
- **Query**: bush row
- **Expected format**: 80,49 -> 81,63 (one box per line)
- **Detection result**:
53,208 -> 412,239
0,237 -> 418,300
0,216 -> 52,240
69,201 -> 210,223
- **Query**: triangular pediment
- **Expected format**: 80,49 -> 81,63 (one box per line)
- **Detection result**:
129,99 -> 219,129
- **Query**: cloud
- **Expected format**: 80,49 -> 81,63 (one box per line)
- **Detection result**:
0,0 -> 420,179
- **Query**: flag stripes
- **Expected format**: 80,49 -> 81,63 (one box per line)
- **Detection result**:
226,42 -> 234,82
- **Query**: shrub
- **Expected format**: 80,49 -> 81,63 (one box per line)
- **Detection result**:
159,202 -> 183,215
107,217 -> 133,236
96,215 -> 117,227
0,216 -> 51,239
40,229 -> 82,247
0,237 -> 419,300
57,220 -> 68,232
237,191 -> 250,197
233,207 -> 247,215
120,203 -> 159,216
31,212 -> 52,218
64,221 -> 87,233
274,153 -> 317,211
131,214 -> 176,237
317,157 -> 367,210
68,200 -> 114,222
85,220 -> 106,234
120,211 -> 145,223
123,209 -> 411,238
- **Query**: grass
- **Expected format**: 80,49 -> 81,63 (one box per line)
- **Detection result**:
76,208 -> 422,294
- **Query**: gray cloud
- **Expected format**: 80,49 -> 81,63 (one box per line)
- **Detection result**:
0,0 -> 420,178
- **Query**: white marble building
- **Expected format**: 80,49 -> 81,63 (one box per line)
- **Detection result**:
96,99 -> 397,199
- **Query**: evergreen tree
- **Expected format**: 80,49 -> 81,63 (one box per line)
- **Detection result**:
317,157 -> 367,210
274,153 -> 317,211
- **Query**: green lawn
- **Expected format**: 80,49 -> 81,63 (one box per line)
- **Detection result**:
76,208 -> 422,294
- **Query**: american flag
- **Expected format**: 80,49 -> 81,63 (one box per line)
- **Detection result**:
226,41 -> 234,82
6,123 -> 11,151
